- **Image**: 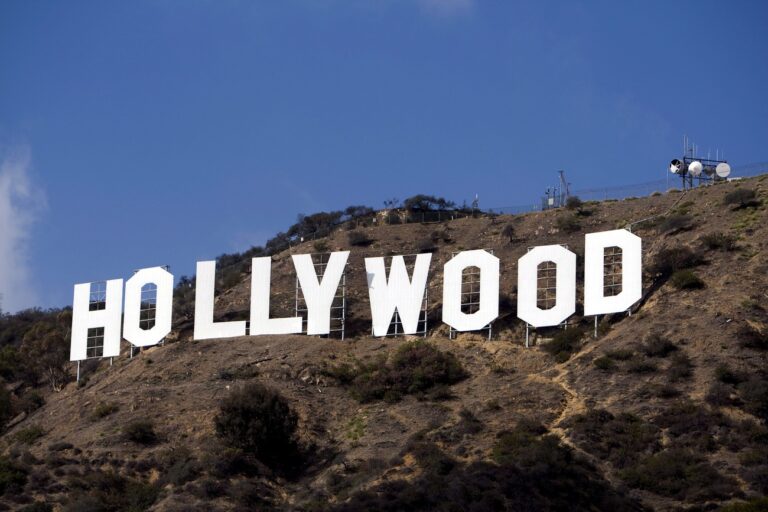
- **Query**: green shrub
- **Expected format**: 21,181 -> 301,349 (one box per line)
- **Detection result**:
456,408 -> 483,435
541,328 -> 585,361
670,269 -> 705,290
0,345 -> 21,380
123,420 -> 157,444
19,502 -> 52,512
0,386 -> 12,427
605,349 -> 634,361
701,232 -> 738,251
674,200 -> 695,215
650,246 -> 703,278
738,325 -> 768,351
706,382 -> 736,407
90,402 -> 119,421
64,471 -> 159,512
724,188 -> 759,209
593,356 -> 616,371
217,365 -> 259,381
491,420 -> 557,469
313,240 -> 329,253
347,230 -> 372,247
228,479 -> 277,508
716,364 -> 745,385
638,383 -> 680,399
626,360 -> 657,373
430,229 -> 451,243
19,390 -> 45,414
14,425 -> 45,445
0,455 -> 27,496
619,449 -> 739,501
659,213 -> 693,234
566,409 -> 659,468
556,215 -> 581,233
640,334 -> 677,358
738,376 -> 768,421
158,447 -> 200,487
194,477 -> 227,499
214,382 -> 300,470
409,441 -> 456,475
565,196 -> 583,210
48,441 -> 73,452
324,341 -> 468,403
667,353 -> 694,382
720,498 -> 768,512
654,401 -> 730,452
416,238 -> 437,253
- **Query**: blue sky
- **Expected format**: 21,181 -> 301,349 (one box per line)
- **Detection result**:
0,0 -> 766,311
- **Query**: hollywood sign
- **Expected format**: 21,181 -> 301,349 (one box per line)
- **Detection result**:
70,229 -> 642,361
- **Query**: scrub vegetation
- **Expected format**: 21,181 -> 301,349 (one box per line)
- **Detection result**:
322,340 -> 468,403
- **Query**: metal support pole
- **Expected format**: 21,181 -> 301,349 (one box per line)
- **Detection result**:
76,361 -> 80,383
423,284 -> 429,338
110,357 -> 113,366
594,316 -> 598,339
525,323 -> 530,348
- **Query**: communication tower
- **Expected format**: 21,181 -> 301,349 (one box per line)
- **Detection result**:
669,135 -> 731,189
542,170 -> 572,210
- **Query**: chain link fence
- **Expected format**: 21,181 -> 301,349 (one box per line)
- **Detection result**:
288,164 -> 768,244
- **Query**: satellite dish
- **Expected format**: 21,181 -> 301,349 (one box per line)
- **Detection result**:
703,165 -> 715,176
716,162 -> 731,178
688,161 -> 703,177
670,159 -> 683,174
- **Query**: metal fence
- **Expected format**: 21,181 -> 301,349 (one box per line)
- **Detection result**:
287,163 -> 768,245
485,162 -> 768,217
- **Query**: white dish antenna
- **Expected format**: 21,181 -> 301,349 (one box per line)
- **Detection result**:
688,161 -> 703,177
715,162 -> 731,178
669,159 -> 683,174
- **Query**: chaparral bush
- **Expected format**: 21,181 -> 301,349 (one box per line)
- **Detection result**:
323,341 -> 467,403
214,382 -> 300,471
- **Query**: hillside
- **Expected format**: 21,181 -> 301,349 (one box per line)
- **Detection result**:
2,176 -> 768,511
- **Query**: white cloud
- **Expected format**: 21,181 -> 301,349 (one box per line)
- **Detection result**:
418,0 -> 475,17
0,147 -> 45,313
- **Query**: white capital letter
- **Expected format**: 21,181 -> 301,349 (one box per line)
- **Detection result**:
249,257 -> 302,335
442,250 -> 499,332
193,261 -> 246,340
71,279 -> 123,361
124,267 -> 174,347
292,251 -> 349,335
365,254 -> 431,337
584,229 -> 642,316
517,245 -> 576,328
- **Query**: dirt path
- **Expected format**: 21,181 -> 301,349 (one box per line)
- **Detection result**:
528,360 -> 625,490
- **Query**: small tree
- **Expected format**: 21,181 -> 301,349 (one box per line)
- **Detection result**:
347,230 -> 372,247
214,382 -> 299,469
402,194 -> 455,212
501,224 -> 515,243
565,196 -> 583,210
21,310 -> 71,392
